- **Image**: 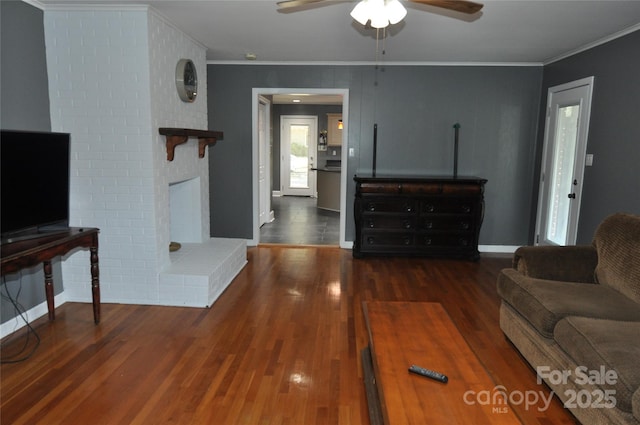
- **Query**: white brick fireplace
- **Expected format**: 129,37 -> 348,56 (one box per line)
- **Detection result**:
44,6 -> 246,307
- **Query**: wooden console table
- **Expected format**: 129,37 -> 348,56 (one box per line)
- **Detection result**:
1,228 -> 100,324
362,301 -> 520,424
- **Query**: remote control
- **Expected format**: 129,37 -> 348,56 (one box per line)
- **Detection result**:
408,365 -> 448,383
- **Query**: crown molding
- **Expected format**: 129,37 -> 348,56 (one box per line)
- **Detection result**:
22,1 -> 150,12
544,23 -> 640,65
206,60 -> 543,67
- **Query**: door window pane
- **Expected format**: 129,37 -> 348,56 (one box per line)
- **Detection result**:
289,124 -> 309,189
546,105 -> 579,245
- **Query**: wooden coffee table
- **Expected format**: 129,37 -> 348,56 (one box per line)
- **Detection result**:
362,301 -> 521,424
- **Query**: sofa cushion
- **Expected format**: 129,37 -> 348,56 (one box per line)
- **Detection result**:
497,268 -> 640,338
593,213 -> 640,304
633,387 -> 640,422
554,316 -> 640,413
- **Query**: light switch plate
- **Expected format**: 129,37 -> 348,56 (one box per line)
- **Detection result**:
586,154 -> 594,166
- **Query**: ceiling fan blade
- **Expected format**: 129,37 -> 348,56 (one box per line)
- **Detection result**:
277,0 -> 330,9
410,0 -> 483,14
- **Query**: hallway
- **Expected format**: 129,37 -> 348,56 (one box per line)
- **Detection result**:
259,196 -> 339,245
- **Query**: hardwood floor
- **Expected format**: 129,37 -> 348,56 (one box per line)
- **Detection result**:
1,247 -> 579,424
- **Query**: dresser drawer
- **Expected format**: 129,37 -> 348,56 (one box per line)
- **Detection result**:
360,232 -> 415,248
361,198 -> 417,214
419,234 -> 474,248
362,216 -> 417,230
420,216 -> 474,231
420,199 -> 475,215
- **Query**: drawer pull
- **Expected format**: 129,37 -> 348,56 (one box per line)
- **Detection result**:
425,204 -> 435,213
460,222 -> 470,230
459,238 -> 469,246
368,220 -> 375,228
461,205 -> 471,213
425,238 -> 432,245
403,220 -> 412,229
367,237 -> 375,245
425,221 -> 433,229
367,203 -> 376,212
403,237 -> 411,245
404,204 -> 413,212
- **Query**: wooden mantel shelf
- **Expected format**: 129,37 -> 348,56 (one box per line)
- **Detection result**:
159,128 -> 223,161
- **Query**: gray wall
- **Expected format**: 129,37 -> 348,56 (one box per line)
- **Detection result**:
208,65 -> 543,245
536,31 -> 640,244
1,1 -> 51,131
1,1 -> 62,325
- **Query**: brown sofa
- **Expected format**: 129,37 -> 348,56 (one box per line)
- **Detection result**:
497,212 -> 640,425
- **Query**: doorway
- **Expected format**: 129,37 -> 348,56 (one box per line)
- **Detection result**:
535,77 -> 594,246
251,88 -> 349,247
280,115 -> 317,197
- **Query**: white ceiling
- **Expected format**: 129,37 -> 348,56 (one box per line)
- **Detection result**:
35,0 -> 640,64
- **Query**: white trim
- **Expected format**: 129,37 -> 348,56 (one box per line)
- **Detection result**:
479,245 -> 519,254
1,292 -> 68,339
21,0 -> 45,10
41,4 -> 150,12
209,60 -> 542,67
544,23 -> 640,65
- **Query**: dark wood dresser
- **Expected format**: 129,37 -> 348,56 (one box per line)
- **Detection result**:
353,175 -> 487,260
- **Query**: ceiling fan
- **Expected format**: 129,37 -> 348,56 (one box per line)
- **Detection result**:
277,0 -> 484,27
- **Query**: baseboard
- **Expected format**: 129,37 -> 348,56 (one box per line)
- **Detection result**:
272,191 -> 282,197
479,245 -> 519,253
0,292 -> 69,339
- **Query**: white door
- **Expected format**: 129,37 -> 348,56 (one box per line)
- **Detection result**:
281,116 -> 317,197
536,77 -> 594,246
258,96 -> 271,226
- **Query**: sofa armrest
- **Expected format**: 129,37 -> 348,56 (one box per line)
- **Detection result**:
513,245 -> 598,283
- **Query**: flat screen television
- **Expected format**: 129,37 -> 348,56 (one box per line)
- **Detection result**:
1,129 -> 71,243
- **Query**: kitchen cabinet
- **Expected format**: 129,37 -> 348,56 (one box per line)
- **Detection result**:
327,113 -> 342,146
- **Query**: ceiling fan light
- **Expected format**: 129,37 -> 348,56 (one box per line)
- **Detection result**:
350,0 -> 371,26
385,0 -> 407,25
370,17 -> 389,28
369,0 -> 390,28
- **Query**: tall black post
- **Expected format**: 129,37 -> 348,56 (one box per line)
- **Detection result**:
453,123 -> 460,178
372,123 -> 378,177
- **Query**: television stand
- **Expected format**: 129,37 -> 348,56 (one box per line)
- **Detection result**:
1,228 -> 100,324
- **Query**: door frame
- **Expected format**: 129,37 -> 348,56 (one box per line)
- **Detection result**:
258,95 -> 272,226
535,76 -> 594,246
280,115 -> 318,197
251,88 -> 350,247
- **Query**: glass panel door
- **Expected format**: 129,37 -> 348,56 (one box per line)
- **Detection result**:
281,116 -> 317,197
536,77 -> 594,246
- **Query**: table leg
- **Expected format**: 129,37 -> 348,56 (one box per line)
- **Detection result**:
43,260 -> 55,320
90,245 -> 100,324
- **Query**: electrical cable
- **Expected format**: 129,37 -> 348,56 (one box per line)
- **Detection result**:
0,275 -> 41,364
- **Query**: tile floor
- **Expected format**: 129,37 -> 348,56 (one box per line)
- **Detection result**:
259,196 -> 340,245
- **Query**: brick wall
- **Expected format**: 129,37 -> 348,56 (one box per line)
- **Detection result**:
44,6 -> 208,305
